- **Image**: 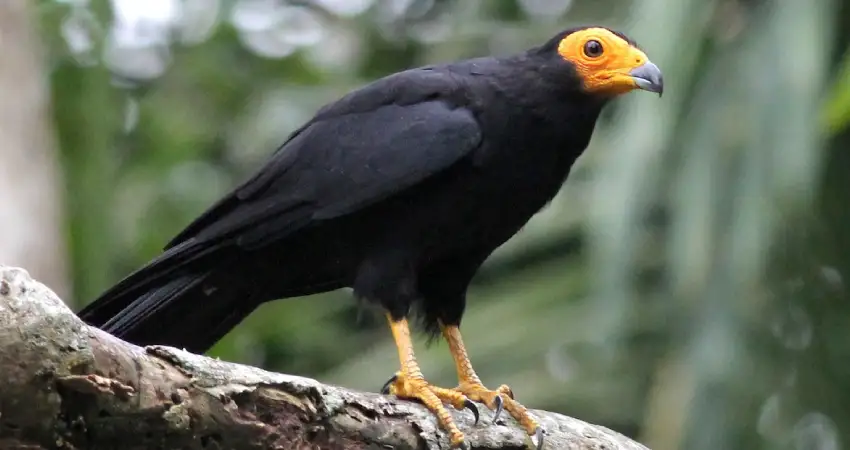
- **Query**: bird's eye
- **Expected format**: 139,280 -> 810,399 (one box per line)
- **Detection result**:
583,40 -> 603,58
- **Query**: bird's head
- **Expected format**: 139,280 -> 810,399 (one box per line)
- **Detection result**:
538,26 -> 664,98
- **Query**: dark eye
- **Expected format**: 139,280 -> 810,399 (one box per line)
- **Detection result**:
583,40 -> 603,57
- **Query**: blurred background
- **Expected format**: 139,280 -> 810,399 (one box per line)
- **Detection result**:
6,0 -> 850,448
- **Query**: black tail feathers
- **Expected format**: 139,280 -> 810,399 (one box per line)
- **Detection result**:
78,269 -> 258,354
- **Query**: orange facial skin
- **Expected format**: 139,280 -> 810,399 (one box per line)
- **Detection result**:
558,27 -> 664,96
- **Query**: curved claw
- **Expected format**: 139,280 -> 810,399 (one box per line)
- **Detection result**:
380,374 -> 397,395
492,394 -> 504,424
463,399 -> 479,425
531,426 -> 545,450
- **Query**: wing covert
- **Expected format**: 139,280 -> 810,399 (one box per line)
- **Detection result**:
167,99 -> 482,250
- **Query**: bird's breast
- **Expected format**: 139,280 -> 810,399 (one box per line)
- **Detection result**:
414,131 -> 583,249
474,118 -> 584,190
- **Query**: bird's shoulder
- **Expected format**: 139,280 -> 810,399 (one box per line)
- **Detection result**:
307,57 -> 504,122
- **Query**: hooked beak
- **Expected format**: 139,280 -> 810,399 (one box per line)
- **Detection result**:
629,61 -> 664,96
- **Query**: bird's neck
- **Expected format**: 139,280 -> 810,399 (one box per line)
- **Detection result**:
489,54 -> 608,124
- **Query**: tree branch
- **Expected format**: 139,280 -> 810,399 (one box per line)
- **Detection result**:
0,265 -> 650,450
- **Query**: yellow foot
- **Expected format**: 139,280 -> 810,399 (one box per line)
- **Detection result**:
455,382 -> 544,449
382,373 -> 544,449
381,371 -> 479,448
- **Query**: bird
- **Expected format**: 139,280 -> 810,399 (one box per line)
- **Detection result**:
78,25 -> 663,449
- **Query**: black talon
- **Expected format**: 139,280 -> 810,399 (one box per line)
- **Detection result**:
464,399 -> 479,425
492,395 -> 504,424
531,426 -> 545,450
380,374 -> 397,395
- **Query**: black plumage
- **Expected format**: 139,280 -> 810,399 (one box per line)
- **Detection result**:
79,25 -> 662,448
82,30 -> 606,348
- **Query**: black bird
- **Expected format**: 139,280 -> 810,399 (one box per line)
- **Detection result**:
79,25 -> 663,449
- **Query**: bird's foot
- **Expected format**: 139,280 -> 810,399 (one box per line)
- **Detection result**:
455,382 -> 544,450
381,371 -> 478,449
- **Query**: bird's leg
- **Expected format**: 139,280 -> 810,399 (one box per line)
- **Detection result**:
441,323 -> 544,449
381,314 -> 477,448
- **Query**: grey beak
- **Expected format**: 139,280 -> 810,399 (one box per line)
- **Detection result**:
629,61 -> 664,96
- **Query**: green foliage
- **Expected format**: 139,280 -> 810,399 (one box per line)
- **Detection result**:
823,48 -> 850,135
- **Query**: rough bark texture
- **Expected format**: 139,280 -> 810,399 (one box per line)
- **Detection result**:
0,266 -> 650,450
0,0 -> 70,300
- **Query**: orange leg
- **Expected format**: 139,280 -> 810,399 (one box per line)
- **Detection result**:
442,323 -> 544,449
381,315 -> 544,449
381,314 -> 477,448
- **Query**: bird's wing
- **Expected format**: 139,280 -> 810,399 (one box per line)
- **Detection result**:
166,98 -> 483,250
